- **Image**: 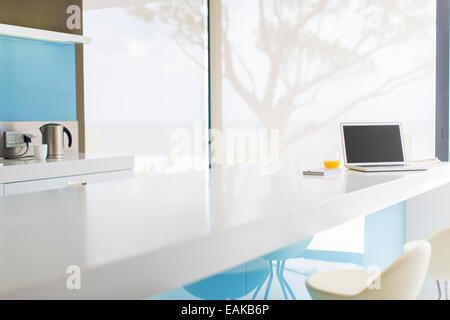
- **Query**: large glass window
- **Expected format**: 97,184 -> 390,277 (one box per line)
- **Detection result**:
217,0 -> 435,164
83,0 -> 208,176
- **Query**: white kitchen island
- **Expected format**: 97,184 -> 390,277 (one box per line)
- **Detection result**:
0,163 -> 449,299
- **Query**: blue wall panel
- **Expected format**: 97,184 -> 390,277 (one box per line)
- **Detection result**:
0,35 -> 77,121
364,201 -> 406,270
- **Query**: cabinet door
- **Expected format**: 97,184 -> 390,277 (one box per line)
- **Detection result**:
0,184 -> 4,197
4,170 -> 134,196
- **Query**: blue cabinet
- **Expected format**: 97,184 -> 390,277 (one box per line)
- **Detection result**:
0,35 -> 77,121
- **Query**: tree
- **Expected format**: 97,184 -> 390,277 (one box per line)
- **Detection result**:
126,0 -> 435,152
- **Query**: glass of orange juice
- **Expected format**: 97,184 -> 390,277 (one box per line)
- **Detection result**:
324,152 -> 341,169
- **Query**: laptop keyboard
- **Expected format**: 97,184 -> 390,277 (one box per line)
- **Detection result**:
356,165 -> 427,172
365,165 -> 410,168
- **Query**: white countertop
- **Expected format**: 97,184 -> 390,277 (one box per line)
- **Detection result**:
0,153 -> 135,183
1,163 -> 449,299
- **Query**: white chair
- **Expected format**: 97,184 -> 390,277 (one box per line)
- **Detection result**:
306,240 -> 431,300
404,227 -> 450,300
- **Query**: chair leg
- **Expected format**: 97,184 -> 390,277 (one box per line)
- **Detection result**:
437,280 -> 442,300
251,273 -> 267,300
280,260 -> 296,300
263,261 -> 274,300
276,260 -> 289,300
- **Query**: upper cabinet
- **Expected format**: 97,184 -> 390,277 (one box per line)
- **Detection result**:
0,23 -> 91,45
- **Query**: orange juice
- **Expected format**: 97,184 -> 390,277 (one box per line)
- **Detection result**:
324,160 -> 340,169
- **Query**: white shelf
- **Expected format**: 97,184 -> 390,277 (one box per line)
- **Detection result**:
0,23 -> 91,45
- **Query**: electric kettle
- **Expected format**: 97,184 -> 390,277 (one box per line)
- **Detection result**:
39,123 -> 72,159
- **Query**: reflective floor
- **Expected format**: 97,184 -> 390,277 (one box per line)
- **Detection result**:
152,257 -> 362,300
150,202 -> 439,300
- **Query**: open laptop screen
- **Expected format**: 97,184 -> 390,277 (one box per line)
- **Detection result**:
342,124 -> 405,164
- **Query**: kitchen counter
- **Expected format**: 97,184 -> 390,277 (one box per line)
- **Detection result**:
0,163 -> 449,299
0,153 -> 135,184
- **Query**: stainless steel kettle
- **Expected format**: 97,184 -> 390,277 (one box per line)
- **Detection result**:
39,123 -> 72,159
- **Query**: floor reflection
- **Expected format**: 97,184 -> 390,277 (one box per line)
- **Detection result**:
150,203 -> 409,300
151,254 -> 362,300
150,236 -> 364,300
184,259 -> 270,300
253,237 -> 313,300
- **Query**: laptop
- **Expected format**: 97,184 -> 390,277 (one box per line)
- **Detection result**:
341,123 -> 428,172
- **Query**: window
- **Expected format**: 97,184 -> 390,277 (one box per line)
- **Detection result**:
83,0 -> 208,176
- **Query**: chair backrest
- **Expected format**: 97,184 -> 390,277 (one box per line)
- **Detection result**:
427,227 -> 450,281
358,240 -> 431,300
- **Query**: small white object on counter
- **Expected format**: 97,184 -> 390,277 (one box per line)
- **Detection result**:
33,144 -> 48,161
303,168 -> 342,176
